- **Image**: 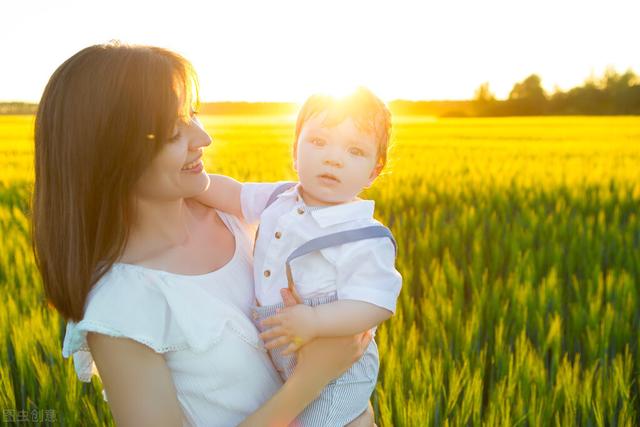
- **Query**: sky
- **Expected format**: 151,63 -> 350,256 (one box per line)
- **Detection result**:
1,0 -> 638,103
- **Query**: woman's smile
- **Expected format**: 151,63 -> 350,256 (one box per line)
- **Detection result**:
181,157 -> 204,173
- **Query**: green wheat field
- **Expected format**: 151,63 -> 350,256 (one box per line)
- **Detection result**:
1,114 -> 640,426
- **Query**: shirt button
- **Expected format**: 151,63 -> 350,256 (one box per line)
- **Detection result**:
264,270 -> 271,277
275,231 -> 282,239
297,207 -> 305,215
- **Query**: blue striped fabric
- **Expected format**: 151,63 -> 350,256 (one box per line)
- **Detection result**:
252,292 -> 378,426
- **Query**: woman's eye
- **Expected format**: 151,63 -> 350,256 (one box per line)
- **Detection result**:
169,131 -> 181,142
349,147 -> 365,156
310,137 -> 325,146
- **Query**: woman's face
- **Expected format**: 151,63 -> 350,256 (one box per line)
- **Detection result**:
133,110 -> 212,201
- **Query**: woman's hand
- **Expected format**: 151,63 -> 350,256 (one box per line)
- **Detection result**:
295,331 -> 372,387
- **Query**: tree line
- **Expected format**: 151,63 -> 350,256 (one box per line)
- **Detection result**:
473,68 -> 640,116
1,68 -> 638,116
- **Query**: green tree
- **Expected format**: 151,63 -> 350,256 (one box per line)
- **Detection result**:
472,82 -> 499,116
509,74 -> 546,101
474,82 -> 495,102
508,74 -> 547,115
602,67 -> 639,114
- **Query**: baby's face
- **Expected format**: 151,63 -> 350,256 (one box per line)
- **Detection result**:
294,112 -> 380,206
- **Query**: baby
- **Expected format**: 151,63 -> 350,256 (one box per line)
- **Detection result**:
196,87 -> 402,426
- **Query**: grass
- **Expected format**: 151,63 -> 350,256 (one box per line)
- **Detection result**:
1,114 -> 639,426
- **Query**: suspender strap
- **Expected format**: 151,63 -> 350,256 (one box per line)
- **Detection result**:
253,181 -> 298,255
265,181 -> 297,209
285,225 -> 397,292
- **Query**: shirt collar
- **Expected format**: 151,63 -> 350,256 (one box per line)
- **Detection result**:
278,183 -> 375,227
276,182 -> 302,201
309,199 -> 375,228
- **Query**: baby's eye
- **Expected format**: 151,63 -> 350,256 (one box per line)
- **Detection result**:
349,147 -> 365,156
309,137 -> 326,146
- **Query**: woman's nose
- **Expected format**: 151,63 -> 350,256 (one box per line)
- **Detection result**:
198,129 -> 213,148
190,118 -> 212,148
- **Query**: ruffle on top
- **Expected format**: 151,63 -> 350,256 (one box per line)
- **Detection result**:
62,263 -> 263,383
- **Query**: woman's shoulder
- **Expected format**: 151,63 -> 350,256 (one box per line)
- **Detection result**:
62,261 -> 262,382
186,198 -> 254,236
63,265 -> 184,356
184,197 -> 214,219
188,199 -> 257,251
60,264 -> 183,382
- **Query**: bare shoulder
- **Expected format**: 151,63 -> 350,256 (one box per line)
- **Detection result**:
186,197 -> 227,227
185,197 -> 214,218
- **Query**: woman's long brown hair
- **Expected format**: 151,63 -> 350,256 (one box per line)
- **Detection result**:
32,42 -> 199,321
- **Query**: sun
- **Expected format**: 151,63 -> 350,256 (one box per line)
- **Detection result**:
288,81 -> 373,122
292,81 -> 371,109
315,81 -> 363,99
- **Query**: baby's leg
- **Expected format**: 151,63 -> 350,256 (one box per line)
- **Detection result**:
295,338 -> 378,426
345,402 -> 376,427
254,294 -> 379,426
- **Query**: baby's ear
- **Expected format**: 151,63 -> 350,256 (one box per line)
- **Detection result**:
292,143 -> 299,171
365,162 -> 383,187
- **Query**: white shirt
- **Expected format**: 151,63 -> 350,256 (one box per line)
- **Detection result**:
62,211 -> 282,427
241,182 -> 402,312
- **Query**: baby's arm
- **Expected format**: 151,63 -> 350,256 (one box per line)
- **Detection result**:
194,174 -> 243,218
260,299 -> 390,355
260,236 -> 401,355
313,300 -> 392,336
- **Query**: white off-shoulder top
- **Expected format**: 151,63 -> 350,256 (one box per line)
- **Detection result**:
61,210 -> 283,426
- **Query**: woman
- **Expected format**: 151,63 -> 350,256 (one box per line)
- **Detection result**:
32,42 -> 373,426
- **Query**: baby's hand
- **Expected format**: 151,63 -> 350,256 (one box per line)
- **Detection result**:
259,305 -> 318,355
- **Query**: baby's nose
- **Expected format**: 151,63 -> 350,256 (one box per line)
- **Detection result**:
323,158 -> 342,167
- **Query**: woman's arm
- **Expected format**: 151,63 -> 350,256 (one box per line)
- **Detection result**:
238,331 -> 373,427
89,331 -> 370,427
194,174 -> 243,218
86,333 -> 186,427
